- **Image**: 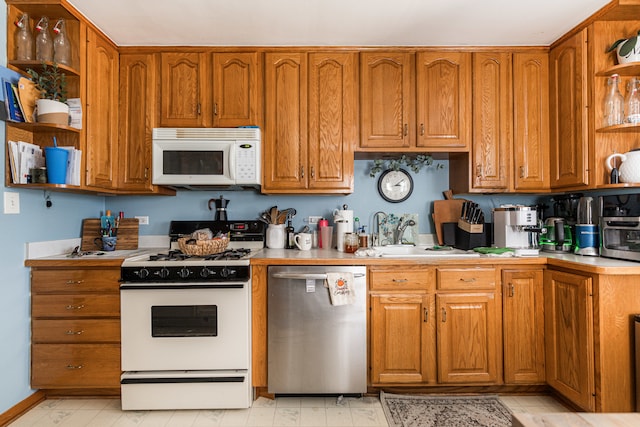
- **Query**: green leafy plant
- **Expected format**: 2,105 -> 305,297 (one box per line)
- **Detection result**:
26,62 -> 68,102
368,154 -> 443,177
607,30 -> 640,57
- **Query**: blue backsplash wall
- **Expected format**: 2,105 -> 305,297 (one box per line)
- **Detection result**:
106,160 -> 545,237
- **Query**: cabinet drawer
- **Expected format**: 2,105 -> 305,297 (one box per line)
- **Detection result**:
32,269 -> 120,293
436,268 -> 496,290
370,267 -> 434,291
32,294 -> 120,318
31,343 -> 121,388
32,319 -> 120,343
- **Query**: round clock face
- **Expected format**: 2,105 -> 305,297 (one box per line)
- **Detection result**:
377,169 -> 413,203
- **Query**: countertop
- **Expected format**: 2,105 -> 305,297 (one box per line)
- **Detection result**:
512,412 -> 640,427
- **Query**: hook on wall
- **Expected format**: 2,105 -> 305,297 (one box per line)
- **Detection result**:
43,191 -> 52,208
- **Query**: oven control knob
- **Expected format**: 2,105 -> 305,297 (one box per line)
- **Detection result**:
136,268 -> 150,279
200,268 -> 215,278
220,266 -> 236,278
157,267 -> 170,279
178,267 -> 191,279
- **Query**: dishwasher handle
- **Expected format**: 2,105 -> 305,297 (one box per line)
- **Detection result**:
271,272 -> 365,280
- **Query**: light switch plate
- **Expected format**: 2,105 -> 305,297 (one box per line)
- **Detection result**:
4,192 -> 20,214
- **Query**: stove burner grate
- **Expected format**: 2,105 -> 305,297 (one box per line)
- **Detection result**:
147,248 -> 252,262
204,248 -> 251,261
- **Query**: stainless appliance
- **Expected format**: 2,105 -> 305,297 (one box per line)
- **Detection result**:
120,220 -> 265,410
152,127 -> 261,188
492,205 -> 538,249
575,196 -> 599,256
600,193 -> 640,262
268,265 -> 367,394
551,193 -> 583,224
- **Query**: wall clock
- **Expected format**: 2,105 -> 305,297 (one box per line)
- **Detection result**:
377,169 -> 413,203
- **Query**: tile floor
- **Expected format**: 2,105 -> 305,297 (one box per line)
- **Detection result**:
7,394 -> 571,427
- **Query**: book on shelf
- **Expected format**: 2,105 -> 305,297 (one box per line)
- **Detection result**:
4,80 -> 24,122
0,65 -> 22,122
7,140 -> 45,184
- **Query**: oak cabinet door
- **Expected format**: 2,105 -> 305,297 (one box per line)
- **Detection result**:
213,52 -> 260,128
360,52 -> 413,149
513,52 -> 549,191
416,52 -> 471,151
85,28 -> 118,189
118,53 -> 157,192
503,269 -> 545,384
471,52 -> 512,191
370,294 -> 434,384
549,29 -> 589,189
160,52 -> 210,127
544,269 -> 595,411
436,292 -> 501,384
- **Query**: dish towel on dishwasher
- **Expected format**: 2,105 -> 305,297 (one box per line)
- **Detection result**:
325,272 -> 355,306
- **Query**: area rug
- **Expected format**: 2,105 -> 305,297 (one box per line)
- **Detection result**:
380,391 -> 512,427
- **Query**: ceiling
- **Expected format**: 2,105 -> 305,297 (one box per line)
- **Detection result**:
66,0 -> 611,47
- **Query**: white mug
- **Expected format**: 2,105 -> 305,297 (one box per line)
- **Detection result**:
294,232 -> 312,251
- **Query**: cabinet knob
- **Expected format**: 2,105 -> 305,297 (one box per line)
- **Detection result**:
403,124 -> 408,136
476,165 -> 483,178
420,123 -> 425,136
392,278 -> 408,283
311,167 -> 315,179
66,364 -> 83,370
508,283 -> 515,297
65,304 -> 85,310
65,280 -> 84,285
423,307 -> 428,323
300,165 -> 304,178
441,307 -> 447,322
65,330 -> 84,335
519,166 -> 525,178
214,102 -> 219,116
197,103 -> 202,115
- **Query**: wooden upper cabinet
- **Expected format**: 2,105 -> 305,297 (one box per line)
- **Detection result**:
470,52 -> 512,191
160,52 -> 211,127
549,29 -> 589,189
212,52 -> 260,127
85,28 -> 118,189
416,52 -> 471,151
360,52 -> 413,149
263,52 -> 355,194
118,53 -> 157,192
513,52 -> 549,191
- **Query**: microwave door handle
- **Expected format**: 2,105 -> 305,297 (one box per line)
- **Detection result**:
228,144 -> 236,180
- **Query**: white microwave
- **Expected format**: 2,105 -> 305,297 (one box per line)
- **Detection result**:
152,128 -> 261,187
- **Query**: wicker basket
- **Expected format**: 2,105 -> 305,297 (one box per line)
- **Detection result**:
177,237 -> 229,256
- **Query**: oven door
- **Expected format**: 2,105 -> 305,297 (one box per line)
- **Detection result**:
120,283 -> 249,371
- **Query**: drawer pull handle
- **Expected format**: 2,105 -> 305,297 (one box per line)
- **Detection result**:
66,364 -> 83,370
65,280 -> 84,285
65,330 -> 84,335
459,278 -> 476,282
65,304 -> 85,310
392,278 -> 408,283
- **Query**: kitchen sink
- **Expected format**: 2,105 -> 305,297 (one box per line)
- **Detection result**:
372,245 -> 481,258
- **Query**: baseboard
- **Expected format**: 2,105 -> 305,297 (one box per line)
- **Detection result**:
0,391 -> 45,427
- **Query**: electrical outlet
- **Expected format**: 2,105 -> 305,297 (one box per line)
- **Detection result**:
306,216 -> 322,224
135,216 -> 149,225
3,192 -> 20,214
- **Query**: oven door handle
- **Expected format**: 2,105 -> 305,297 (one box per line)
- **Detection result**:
271,272 -> 365,280
120,284 -> 244,290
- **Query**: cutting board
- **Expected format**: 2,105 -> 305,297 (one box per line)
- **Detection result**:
81,218 -> 139,251
432,199 -> 467,245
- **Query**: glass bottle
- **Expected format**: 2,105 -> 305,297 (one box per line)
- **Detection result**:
625,77 -> 640,125
286,220 -> 295,249
35,16 -> 53,62
14,13 -> 34,60
603,73 -> 624,127
52,18 -> 71,66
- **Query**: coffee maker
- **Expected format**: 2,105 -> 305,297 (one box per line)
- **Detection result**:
492,206 -> 539,250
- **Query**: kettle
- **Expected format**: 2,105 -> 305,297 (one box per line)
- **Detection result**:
606,148 -> 640,183
208,195 -> 229,221
540,217 -> 573,252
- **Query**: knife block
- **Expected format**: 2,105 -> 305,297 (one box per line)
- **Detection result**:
453,222 -> 491,250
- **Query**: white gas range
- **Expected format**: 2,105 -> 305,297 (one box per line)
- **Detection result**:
120,220 -> 264,410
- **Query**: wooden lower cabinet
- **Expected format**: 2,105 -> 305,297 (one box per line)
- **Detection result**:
544,268 -> 594,411
502,268 -> 545,384
30,267 -> 121,392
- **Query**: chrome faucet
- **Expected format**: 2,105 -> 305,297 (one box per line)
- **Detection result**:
371,211 -> 387,247
395,218 -> 416,245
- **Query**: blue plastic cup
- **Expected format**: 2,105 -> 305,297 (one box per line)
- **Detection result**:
44,147 -> 69,184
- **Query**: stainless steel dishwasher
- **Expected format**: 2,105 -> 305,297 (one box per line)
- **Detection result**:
268,265 -> 367,394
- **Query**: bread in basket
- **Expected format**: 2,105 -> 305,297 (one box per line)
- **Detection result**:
177,236 -> 229,256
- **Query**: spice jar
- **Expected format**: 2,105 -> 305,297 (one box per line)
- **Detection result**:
344,232 -> 359,253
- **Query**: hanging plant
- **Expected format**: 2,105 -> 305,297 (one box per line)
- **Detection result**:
368,154 -> 442,177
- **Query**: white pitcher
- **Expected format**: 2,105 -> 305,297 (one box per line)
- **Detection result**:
606,149 -> 640,183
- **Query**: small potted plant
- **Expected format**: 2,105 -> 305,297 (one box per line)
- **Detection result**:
26,62 -> 69,125
607,30 -> 640,65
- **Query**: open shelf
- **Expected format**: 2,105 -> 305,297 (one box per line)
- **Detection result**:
596,122 -> 640,133
596,61 -> 640,77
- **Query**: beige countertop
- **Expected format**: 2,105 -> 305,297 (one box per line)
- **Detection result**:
513,412 -> 640,427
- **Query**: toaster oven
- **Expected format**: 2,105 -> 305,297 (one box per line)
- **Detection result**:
600,194 -> 640,262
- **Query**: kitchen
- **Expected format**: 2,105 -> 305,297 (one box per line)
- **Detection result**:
3,0 -> 640,425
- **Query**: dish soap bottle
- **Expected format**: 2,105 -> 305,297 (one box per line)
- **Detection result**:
14,13 -> 34,60
603,74 -> 624,127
